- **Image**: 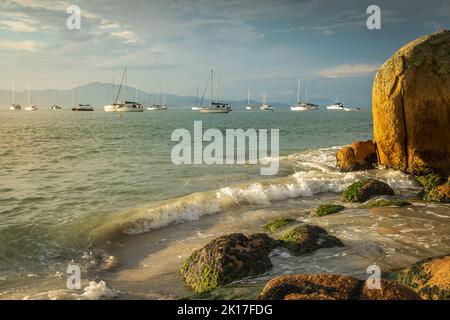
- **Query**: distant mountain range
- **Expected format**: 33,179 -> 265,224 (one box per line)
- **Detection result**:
0,82 -> 342,110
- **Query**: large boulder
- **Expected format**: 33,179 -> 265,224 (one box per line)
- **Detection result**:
180,233 -> 277,293
257,274 -> 420,300
341,179 -> 395,203
372,30 -> 450,176
278,224 -> 343,255
395,255 -> 450,300
336,140 -> 377,172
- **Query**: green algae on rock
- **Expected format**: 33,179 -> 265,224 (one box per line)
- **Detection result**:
180,233 -> 278,293
315,204 -> 345,217
417,174 -> 450,203
263,217 -> 295,233
278,224 -> 343,255
341,179 -> 395,203
362,196 -> 412,208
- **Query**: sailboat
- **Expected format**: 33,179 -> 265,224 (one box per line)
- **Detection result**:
197,69 -> 231,113
246,89 -> 254,110
191,85 -> 200,111
72,82 -> 93,111
24,83 -> 38,111
326,96 -> 345,110
260,90 -> 273,111
50,90 -> 61,110
290,79 -> 319,111
9,81 -> 21,110
147,84 -> 167,111
104,68 -> 144,112
344,107 -> 360,112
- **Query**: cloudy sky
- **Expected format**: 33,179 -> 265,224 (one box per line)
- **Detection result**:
0,0 -> 449,105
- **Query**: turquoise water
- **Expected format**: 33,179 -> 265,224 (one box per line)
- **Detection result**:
0,108 -> 374,287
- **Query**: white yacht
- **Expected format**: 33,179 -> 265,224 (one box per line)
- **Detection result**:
104,69 -> 143,112
50,90 -> 61,110
25,83 -> 38,111
246,89 -> 254,110
326,97 -> 345,110
197,69 -> 231,113
344,107 -> 360,112
9,81 -> 21,110
291,79 -> 319,111
260,90 -> 273,111
72,82 -> 93,111
147,87 -> 168,111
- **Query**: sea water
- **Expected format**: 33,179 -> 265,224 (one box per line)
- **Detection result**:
1,108 -> 448,299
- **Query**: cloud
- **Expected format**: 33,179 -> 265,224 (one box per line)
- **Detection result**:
0,38 -> 45,51
318,64 -> 380,78
110,30 -> 138,43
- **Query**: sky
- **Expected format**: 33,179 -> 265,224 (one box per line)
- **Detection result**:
0,0 -> 449,106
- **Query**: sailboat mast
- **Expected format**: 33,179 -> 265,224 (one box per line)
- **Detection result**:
159,84 -> 162,105
72,88 -> 74,107
263,90 -> 267,104
210,69 -> 213,106
28,82 -> 31,106
196,85 -> 199,107
135,87 -> 138,102
112,71 -> 115,104
12,81 -> 15,105
78,81 -> 80,106
305,83 -> 308,103
297,79 -> 300,104
163,93 -> 166,105
248,89 -> 250,105
124,68 -> 127,102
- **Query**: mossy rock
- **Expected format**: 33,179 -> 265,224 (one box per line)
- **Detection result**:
257,274 -> 420,300
263,217 -> 295,233
341,179 -> 395,203
417,174 -> 449,203
315,204 -> 345,217
180,233 -> 278,293
278,224 -> 343,255
394,255 -> 450,300
362,196 -> 412,208
417,174 -> 444,193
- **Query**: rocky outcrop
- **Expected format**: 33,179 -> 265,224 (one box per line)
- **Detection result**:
341,179 -> 395,203
180,233 -> 277,293
395,255 -> 450,300
278,224 -> 343,255
336,140 -> 377,172
257,274 -> 420,300
372,30 -> 450,176
417,174 -> 450,203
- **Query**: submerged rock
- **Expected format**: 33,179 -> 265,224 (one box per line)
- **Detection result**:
341,179 -> 394,203
315,204 -> 345,217
361,196 -> 411,208
372,30 -> 450,176
336,140 -> 377,172
395,255 -> 450,300
257,274 -> 420,300
263,217 -> 295,233
180,233 -> 277,293
278,224 -> 343,255
417,174 -> 450,203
